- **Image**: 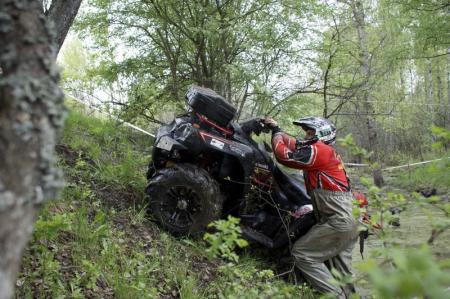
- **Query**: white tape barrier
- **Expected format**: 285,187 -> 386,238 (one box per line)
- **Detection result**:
383,157 -> 450,171
345,157 -> 450,171
66,94 -> 155,138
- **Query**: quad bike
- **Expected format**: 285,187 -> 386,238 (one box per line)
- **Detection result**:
145,85 -> 316,253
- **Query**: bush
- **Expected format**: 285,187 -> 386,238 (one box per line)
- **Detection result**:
203,216 -> 249,262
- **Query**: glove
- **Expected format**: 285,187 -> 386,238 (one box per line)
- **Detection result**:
263,118 -> 280,133
241,119 -> 263,136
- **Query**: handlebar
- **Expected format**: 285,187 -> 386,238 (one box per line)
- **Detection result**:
240,117 -> 272,136
257,118 -> 272,134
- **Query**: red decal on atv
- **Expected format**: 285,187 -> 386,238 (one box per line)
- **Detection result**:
196,113 -> 233,136
251,176 -> 273,188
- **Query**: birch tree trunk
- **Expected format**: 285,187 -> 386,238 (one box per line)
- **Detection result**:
426,59 -> 434,124
437,67 -> 443,127
447,47 -> 450,130
0,1 -> 65,298
349,0 -> 384,186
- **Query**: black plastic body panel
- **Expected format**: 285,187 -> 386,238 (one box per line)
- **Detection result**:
186,85 -> 236,127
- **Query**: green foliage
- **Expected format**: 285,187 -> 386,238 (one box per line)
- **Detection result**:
390,0 -> 449,54
58,36 -> 100,95
338,134 -> 371,161
73,0 -> 321,124
202,217 -> 315,297
309,0 -> 450,163
34,213 -> 72,242
211,257 -> 315,299
431,126 -> 450,150
203,216 -> 249,263
358,246 -> 450,299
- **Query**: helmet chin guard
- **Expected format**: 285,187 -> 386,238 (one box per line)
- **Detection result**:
293,117 -> 336,145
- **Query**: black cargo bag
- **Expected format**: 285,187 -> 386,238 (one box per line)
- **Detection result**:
186,85 -> 237,127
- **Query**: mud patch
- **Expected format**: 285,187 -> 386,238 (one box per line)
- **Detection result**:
56,143 -> 95,167
95,184 -> 143,211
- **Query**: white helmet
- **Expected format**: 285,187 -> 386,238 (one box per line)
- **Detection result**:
293,117 -> 336,144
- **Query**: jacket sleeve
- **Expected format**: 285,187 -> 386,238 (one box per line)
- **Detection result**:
271,132 -> 316,170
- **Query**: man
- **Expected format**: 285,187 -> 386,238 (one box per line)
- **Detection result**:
264,116 -> 358,299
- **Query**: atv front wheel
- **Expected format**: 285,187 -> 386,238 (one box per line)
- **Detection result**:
146,164 -> 224,236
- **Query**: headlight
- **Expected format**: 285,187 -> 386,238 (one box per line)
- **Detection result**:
155,136 -> 174,151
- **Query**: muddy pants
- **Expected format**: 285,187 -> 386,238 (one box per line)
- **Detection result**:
291,189 -> 358,299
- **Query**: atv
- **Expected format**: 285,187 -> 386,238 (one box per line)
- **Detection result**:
145,85 -> 316,250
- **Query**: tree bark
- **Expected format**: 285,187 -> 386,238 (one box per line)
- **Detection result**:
236,82 -> 249,120
437,66 -> 443,126
0,1 -> 65,298
426,59 -> 434,124
349,0 -> 383,186
45,0 -> 83,53
447,47 -> 450,129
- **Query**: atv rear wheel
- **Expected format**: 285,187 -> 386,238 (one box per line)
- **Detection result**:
146,164 -> 224,236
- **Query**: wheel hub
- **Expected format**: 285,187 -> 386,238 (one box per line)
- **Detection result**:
177,199 -> 188,210
162,186 -> 202,228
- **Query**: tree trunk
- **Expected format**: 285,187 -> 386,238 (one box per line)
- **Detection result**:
447,47 -> 450,130
236,82 -> 249,120
437,67 -> 443,127
45,0 -> 83,53
0,1 -> 65,298
349,0 -> 383,186
426,59 -> 434,125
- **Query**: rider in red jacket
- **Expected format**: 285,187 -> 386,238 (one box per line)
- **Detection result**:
272,130 -> 350,193
265,116 -> 358,299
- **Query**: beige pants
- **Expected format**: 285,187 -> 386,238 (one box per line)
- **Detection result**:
291,189 -> 358,298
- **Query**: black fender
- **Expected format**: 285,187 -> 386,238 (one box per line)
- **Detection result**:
197,130 -> 255,180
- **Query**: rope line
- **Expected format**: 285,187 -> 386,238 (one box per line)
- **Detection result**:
345,157 -> 450,171
383,157 -> 450,171
66,94 -> 156,138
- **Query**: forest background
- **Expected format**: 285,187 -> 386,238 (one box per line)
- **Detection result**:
64,0 -> 449,166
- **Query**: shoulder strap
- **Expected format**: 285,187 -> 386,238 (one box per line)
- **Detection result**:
317,171 -> 351,191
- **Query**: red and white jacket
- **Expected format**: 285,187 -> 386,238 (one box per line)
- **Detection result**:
271,132 -> 350,193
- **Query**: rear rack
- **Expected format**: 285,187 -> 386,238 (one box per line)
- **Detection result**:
195,112 -> 233,136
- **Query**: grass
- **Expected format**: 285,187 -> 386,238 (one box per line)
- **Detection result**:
390,156 -> 450,194
17,103 -> 314,299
